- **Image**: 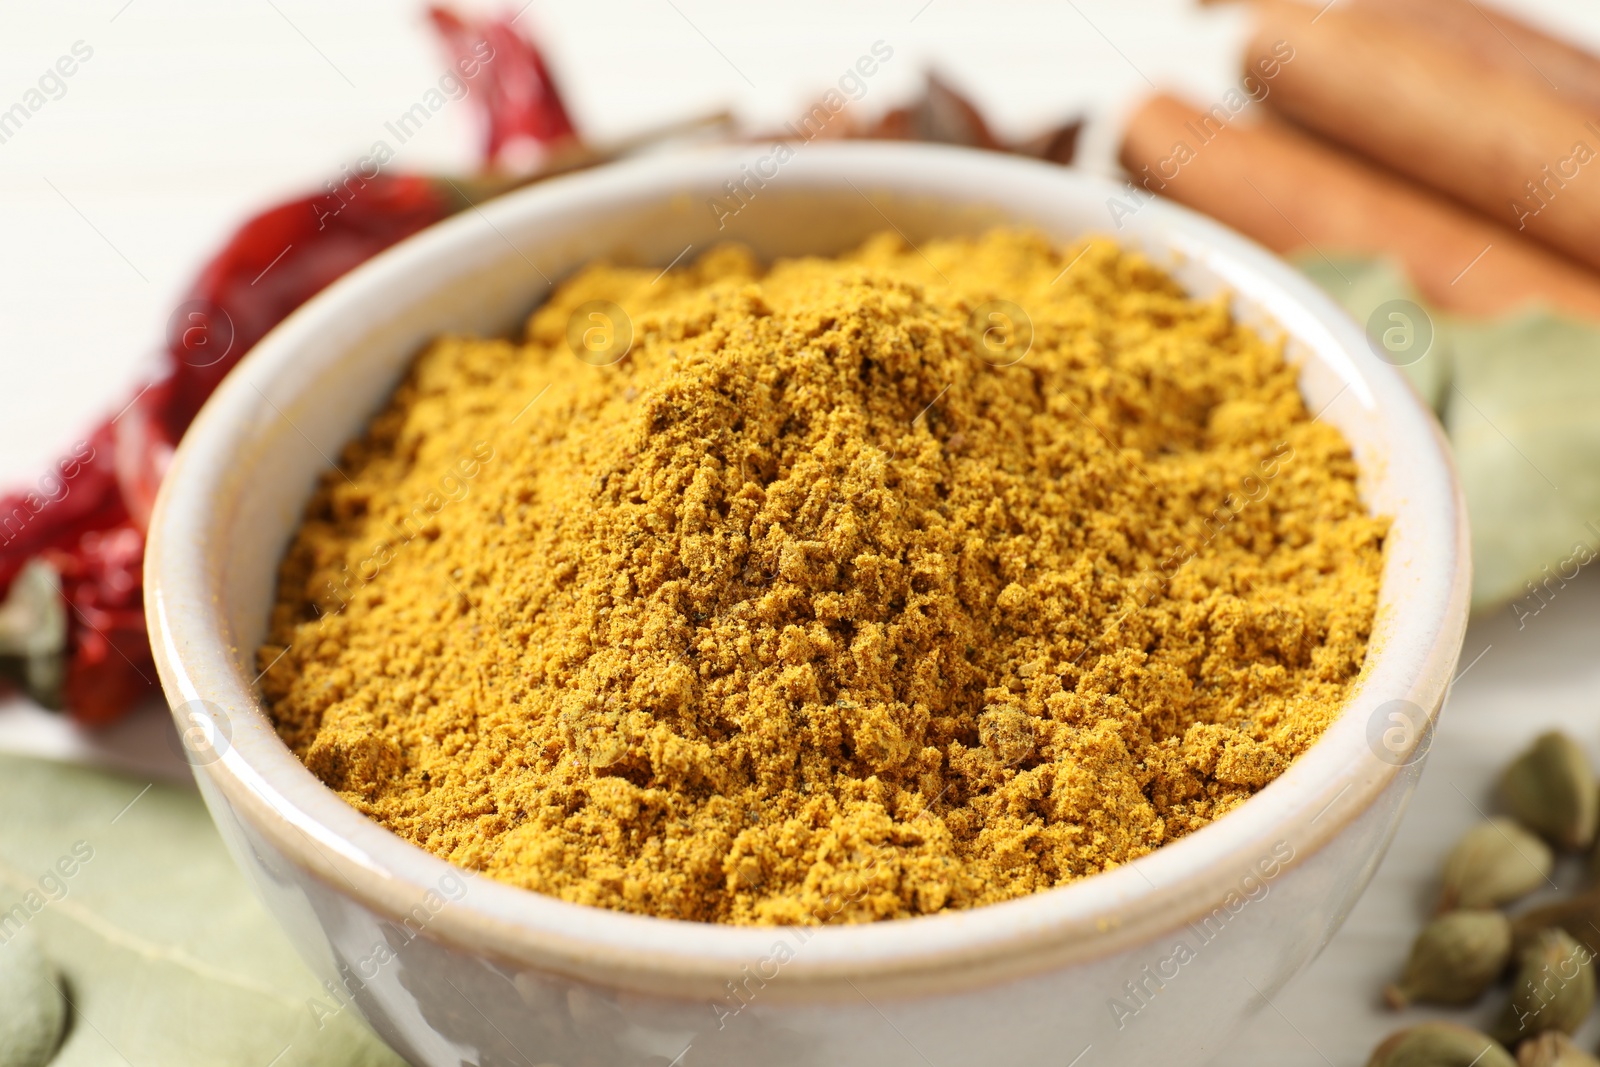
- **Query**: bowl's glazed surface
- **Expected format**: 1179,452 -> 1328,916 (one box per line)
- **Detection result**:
145,143 -> 1469,1067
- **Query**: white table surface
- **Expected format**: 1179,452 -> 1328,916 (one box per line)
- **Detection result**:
4,2 -> 1600,1063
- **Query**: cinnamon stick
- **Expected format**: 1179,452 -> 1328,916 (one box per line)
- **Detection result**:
1207,0 -> 1600,113
1346,0 -> 1600,116
1245,0 -> 1600,274
1117,93 -> 1600,320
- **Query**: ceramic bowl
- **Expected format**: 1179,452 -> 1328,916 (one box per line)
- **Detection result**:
144,143 -> 1470,1067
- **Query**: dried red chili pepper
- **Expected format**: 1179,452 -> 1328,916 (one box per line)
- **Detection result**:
429,5 -> 577,166
0,7 -> 580,725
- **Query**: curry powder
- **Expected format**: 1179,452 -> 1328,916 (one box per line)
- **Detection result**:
259,231 -> 1386,924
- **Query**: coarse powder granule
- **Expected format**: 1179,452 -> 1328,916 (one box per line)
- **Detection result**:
259,230 -> 1386,925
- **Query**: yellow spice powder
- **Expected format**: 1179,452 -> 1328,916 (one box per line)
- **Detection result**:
259,230 -> 1385,925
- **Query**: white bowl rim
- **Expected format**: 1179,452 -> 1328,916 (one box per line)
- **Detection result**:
145,141 -> 1469,993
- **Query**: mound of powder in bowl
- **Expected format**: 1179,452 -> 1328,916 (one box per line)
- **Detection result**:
258,230 -> 1386,925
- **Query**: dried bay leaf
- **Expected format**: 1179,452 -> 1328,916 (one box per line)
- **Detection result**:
1296,254 -> 1450,411
0,754 -> 403,1067
1297,254 -> 1600,613
1447,312 -> 1600,611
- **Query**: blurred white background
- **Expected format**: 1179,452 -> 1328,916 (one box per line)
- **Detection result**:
4,2 -> 1600,1064
4,0 -> 1596,479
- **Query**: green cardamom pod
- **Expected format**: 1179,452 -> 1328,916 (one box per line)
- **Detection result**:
1385,909 -> 1513,1008
0,928 -> 65,1067
1501,732 -> 1598,852
1514,889 -> 1600,957
1366,1022 -> 1515,1067
1493,928 -> 1596,1045
1517,1032 -> 1600,1067
1439,818 -> 1554,912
